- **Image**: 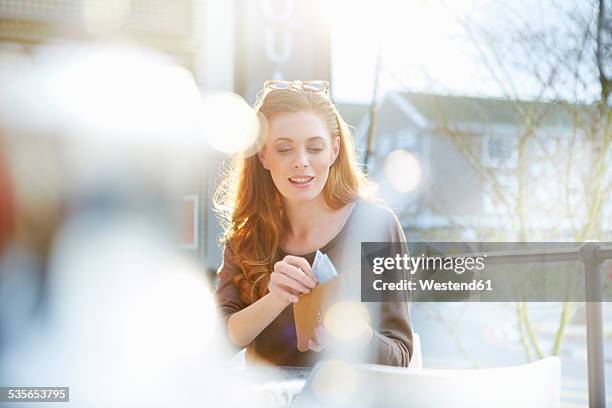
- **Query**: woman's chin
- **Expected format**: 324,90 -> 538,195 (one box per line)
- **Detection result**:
281,188 -> 323,204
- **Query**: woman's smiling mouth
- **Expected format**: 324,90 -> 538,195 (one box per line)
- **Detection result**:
288,176 -> 314,187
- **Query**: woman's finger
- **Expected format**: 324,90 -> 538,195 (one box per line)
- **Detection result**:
315,325 -> 329,348
283,255 -> 316,279
308,338 -> 322,352
272,271 -> 311,294
276,262 -> 316,288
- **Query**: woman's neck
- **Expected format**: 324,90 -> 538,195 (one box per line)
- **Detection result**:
283,195 -> 333,239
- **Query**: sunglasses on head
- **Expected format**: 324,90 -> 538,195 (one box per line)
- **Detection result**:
262,80 -> 330,97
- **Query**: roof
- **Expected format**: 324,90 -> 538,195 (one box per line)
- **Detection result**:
397,92 -> 596,130
335,102 -> 370,129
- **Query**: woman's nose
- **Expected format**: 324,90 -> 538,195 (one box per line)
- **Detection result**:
292,151 -> 309,169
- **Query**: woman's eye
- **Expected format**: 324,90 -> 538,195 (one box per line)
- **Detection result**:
275,146 -> 323,154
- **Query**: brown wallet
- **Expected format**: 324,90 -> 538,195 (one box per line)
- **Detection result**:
293,277 -> 342,352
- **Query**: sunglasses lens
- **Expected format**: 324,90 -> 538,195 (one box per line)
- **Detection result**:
264,80 -> 329,96
303,81 -> 325,91
268,82 -> 290,90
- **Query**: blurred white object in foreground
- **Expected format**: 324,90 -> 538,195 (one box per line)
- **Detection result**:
0,42 -> 261,408
296,356 -> 560,408
0,42 -> 203,149
4,215 -> 250,408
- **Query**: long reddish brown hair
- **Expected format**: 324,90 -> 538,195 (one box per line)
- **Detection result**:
213,88 -> 373,305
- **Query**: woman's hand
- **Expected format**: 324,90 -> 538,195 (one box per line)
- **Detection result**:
308,325 -> 329,352
268,255 -> 317,304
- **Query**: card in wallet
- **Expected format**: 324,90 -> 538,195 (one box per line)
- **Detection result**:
293,276 -> 341,352
312,250 -> 338,284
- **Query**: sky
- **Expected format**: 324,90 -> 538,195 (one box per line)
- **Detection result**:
328,0 -> 592,104
329,0 -> 485,103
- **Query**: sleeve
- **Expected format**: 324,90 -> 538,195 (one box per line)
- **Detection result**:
213,243 -> 247,350
369,209 -> 414,367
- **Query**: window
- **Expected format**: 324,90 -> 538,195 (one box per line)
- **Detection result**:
482,134 -> 518,169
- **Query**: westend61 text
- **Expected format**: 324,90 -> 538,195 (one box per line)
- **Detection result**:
373,279 -> 493,292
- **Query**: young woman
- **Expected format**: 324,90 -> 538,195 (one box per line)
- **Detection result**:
214,80 -> 412,367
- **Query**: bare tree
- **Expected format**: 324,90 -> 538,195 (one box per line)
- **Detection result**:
380,0 -> 611,366
440,0 -> 611,361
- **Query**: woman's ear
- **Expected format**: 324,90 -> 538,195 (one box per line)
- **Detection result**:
331,136 -> 340,164
258,147 -> 270,170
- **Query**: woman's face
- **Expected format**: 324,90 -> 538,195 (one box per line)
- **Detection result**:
258,111 -> 339,204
